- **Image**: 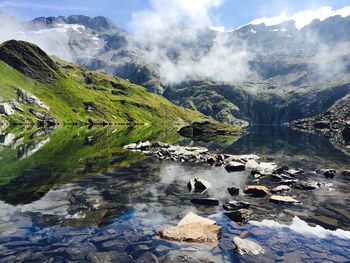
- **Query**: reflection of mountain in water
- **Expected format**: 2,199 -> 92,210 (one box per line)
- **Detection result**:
219,126 -> 350,170
0,125 -> 180,206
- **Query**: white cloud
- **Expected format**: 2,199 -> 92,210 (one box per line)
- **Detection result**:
250,6 -> 350,29
0,14 -> 104,61
251,216 -> 350,240
129,0 -> 252,85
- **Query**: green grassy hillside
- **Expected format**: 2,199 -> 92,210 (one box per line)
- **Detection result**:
0,40 -> 208,126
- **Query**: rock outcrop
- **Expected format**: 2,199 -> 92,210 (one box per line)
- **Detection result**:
0,103 -> 14,115
16,88 -> 50,111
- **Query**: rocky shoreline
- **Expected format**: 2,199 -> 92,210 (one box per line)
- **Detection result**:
124,140 -> 350,254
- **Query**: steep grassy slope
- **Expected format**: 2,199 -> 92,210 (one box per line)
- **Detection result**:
0,40 -> 208,126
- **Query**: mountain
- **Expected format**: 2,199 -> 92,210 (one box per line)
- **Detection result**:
21,14 -> 350,125
0,40 -> 209,127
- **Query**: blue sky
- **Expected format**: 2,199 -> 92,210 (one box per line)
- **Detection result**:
1,0 -> 350,31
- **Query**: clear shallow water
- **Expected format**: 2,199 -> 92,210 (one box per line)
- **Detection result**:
0,125 -> 349,262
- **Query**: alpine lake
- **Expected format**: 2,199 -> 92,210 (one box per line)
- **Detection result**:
0,125 -> 349,262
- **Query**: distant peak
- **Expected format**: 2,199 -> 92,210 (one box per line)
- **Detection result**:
32,15 -> 122,32
249,6 -> 350,29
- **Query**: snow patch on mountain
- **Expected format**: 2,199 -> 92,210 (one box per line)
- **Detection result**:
250,6 -> 350,30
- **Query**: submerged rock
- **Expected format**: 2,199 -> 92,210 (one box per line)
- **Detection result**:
224,209 -> 252,223
243,185 -> 269,197
188,177 -> 212,193
233,237 -> 264,255
191,198 -> 219,206
320,169 -> 337,178
341,170 -> 350,176
159,212 -> 221,243
227,186 -> 239,196
225,161 -> 245,172
269,195 -> 301,204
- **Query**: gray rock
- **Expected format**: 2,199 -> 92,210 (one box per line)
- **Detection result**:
0,133 -> 15,146
243,185 -> 269,197
285,169 -> 304,176
0,103 -> 14,115
233,237 -> 264,255
271,185 -> 291,193
225,161 -> 245,172
16,88 -> 50,111
223,200 -> 250,210
188,177 -> 212,192
269,195 -> 301,204
256,162 -> 277,175
224,209 -> 252,223
244,160 -> 260,171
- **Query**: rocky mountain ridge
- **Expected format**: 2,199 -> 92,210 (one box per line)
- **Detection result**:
12,14 -> 350,125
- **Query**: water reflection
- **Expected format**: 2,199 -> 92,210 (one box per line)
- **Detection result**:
0,125 -> 349,262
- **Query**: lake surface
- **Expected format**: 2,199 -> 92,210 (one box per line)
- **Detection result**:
0,125 -> 349,262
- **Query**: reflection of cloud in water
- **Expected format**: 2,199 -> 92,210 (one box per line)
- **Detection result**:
157,162 -> 249,200
251,216 -> 350,239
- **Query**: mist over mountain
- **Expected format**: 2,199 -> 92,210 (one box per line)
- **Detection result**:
1,5 -> 350,125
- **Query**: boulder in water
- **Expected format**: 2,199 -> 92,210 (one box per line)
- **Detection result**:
233,237 -> 264,255
243,185 -> 269,197
159,212 -> 221,243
